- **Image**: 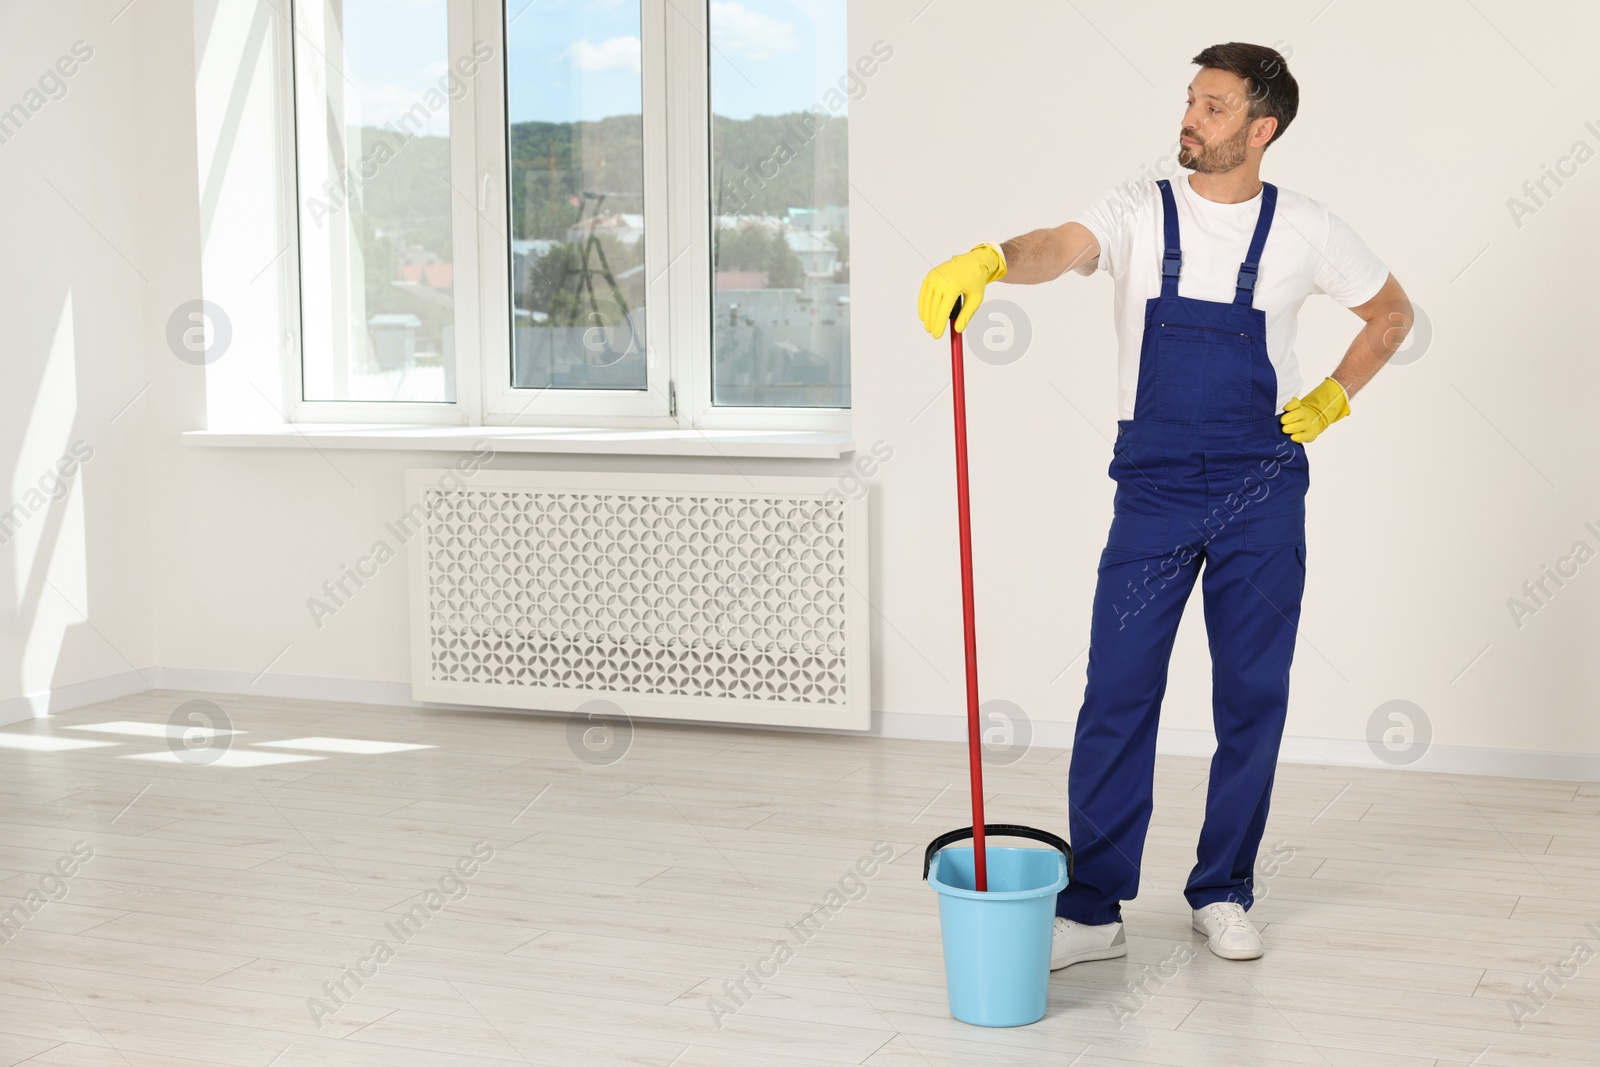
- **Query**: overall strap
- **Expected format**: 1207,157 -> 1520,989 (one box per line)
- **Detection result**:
1234,181 -> 1278,305
1157,179 -> 1181,298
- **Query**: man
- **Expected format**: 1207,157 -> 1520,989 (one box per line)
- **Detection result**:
916,43 -> 1412,965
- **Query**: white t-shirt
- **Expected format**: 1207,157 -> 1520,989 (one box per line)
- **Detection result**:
1069,173 -> 1390,418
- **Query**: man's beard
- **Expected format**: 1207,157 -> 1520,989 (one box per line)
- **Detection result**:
1177,121 -> 1251,174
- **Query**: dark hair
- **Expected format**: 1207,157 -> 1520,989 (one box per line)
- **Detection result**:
1191,42 -> 1298,149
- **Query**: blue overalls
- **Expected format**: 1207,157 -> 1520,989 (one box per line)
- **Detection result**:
1056,179 -> 1308,924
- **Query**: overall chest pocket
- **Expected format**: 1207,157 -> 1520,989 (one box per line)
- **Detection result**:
1152,323 -> 1255,423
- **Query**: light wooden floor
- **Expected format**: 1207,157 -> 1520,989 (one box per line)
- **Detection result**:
1,691 -> 1597,1066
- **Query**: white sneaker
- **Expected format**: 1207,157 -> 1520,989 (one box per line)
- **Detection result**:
1191,901 -> 1263,960
1050,917 -> 1127,970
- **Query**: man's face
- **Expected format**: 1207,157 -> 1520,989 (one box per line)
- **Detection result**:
1178,68 -> 1265,174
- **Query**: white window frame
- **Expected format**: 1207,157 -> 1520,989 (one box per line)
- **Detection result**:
276,0 -> 851,434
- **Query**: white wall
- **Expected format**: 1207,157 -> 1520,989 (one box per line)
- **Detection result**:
850,0 -> 1600,768
2,0 -> 1596,775
0,4 -> 155,719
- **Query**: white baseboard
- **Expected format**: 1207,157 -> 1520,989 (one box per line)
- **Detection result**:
147,667 -> 425,709
0,670 -> 156,727
875,710 -> 1600,780
7,670 -> 1597,782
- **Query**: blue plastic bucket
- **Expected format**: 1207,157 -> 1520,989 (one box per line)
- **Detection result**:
924,825 -> 1072,1027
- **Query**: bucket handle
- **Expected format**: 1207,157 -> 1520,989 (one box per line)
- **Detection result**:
922,823 -> 1073,882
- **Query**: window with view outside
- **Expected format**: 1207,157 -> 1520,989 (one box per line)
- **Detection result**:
506,3 -> 647,391
293,0 -> 459,403
711,0 -> 850,408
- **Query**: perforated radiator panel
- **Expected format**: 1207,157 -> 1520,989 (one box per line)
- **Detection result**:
406,470 -> 870,729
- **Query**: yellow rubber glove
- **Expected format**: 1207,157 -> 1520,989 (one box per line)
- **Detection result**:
1280,377 -> 1351,443
918,243 -> 1007,338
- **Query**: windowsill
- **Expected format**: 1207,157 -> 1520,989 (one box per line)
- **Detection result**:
181,424 -> 855,459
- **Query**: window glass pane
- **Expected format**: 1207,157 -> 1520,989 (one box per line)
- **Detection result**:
710,0 -> 850,408
293,0 -> 458,403
506,2 -> 647,391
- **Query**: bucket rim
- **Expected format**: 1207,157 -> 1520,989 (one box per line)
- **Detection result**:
926,845 -> 1069,902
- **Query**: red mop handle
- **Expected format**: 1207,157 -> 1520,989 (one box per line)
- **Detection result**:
949,298 -> 988,892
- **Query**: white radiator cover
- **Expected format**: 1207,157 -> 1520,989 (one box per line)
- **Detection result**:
405,469 -> 870,729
